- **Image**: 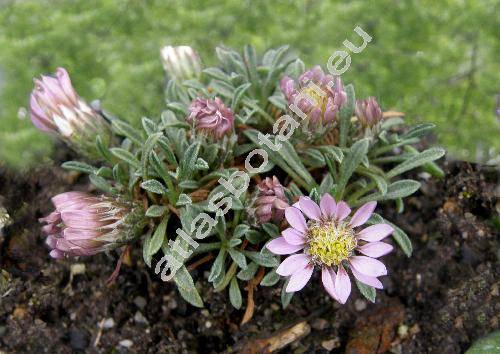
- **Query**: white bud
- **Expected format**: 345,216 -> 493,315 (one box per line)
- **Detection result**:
160,45 -> 202,82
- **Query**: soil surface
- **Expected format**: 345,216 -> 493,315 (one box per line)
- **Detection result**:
0,160 -> 498,353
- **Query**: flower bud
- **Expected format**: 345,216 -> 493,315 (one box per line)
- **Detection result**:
254,177 -> 289,224
355,97 -> 383,127
160,45 -> 202,82
281,66 -> 347,127
40,192 -> 146,259
187,97 -> 234,138
29,68 -> 112,159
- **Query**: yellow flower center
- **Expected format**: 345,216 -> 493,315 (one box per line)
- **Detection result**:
303,87 -> 328,113
306,221 -> 357,266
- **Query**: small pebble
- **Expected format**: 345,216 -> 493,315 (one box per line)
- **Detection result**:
133,296 -> 147,309
69,329 -> 88,351
70,264 -> 86,275
119,339 -> 133,348
167,298 -> 177,309
418,172 -> 431,180
134,311 -> 149,326
70,313 -> 76,321
398,324 -> 409,337
205,321 -> 212,329
311,318 -> 329,330
416,273 -> 422,287
321,338 -> 339,351
354,299 -> 367,311
102,318 -> 115,329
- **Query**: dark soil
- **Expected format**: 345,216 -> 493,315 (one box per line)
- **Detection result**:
0,161 -> 498,353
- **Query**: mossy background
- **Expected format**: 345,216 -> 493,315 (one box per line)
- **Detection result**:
0,0 -> 498,168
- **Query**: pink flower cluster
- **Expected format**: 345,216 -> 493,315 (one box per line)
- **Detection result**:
280,66 -> 347,126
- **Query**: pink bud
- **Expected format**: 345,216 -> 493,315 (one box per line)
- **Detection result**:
187,97 -> 234,138
254,177 -> 289,224
355,97 -> 383,127
40,192 -> 145,259
29,68 -> 112,159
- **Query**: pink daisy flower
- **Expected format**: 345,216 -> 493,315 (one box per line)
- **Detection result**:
266,194 -> 394,304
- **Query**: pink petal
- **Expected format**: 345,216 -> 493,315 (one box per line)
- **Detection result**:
266,237 -> 304,255
286,265 -> 314,292
56,67 -> 78,104
51,192 -> 90,209
46,235 -> 58,249
349,201 -> 377,227
282,228 -> 306,246
63,227 -> 102,240
357,242 -> 393,258
284,207 -> 307,233
60,211 -> 108,229
357,224 -> 394,242
351,267 -> 383,289
349,256 -> 387,277
39,211 -> 61,224
335,201 -> 351,221
30,94 -> 56,133
42,224 -> 59,234
321,266 -> 339,300
41,75 -> 72,107
298,196 -> 321,220
277,254 -> 310,276
319,193 -> 337,218
50,249 -> 64,259
334,264 -> 351,304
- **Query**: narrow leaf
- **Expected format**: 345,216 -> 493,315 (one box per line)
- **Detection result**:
228,248 -> 247,269
355,279 -> 376,302
229,277 -> 242,309
147,215 -> 169,257
145,205 -> 168,217
337,138 -> 369,197
112,119 -> 144,145
260,270 -> 280,286
387,147 -> 445,178
61,161 -> 96,174
110,148 -> 140,169
140,179 -> 169,195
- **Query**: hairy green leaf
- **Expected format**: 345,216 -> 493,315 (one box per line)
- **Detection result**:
355,279 -> 376,302
140,179 -> 169,195
112,119 -> 144,145
110,148 -> 140,169
387,147 -> 445,178
61,161 -> 96,174
229,277 -> 242,309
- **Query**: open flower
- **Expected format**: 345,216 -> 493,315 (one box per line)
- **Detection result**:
160,45 -> 202,82
280,66 -> 347,127
266,195 -> 393,304
29,68 -> 112,159
40,192 -> 146,259
254,176 -> 290,224
187,97 -> 234,138
355,97 -> 383,127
